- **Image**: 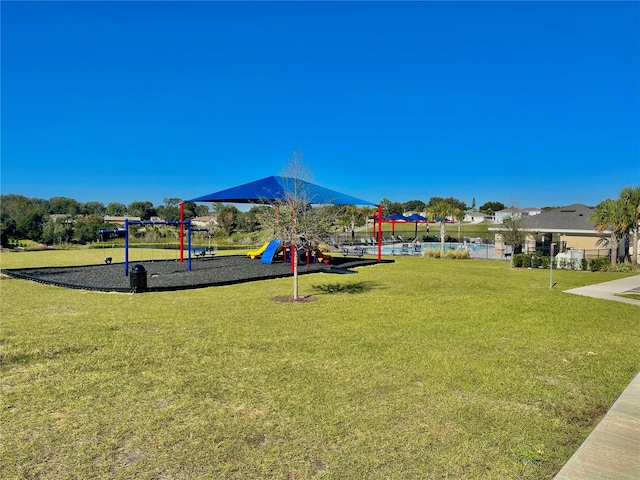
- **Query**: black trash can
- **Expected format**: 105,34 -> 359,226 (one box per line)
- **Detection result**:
130,264 -> 147,293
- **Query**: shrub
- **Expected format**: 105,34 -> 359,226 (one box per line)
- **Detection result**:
606,262 -> 639,273
512,253 -> 550,269
589,257 -> 610,272
422,249 -> 441,258
444,249 -> 470,260
540,255 -> 551,269
513,253 -> 528,267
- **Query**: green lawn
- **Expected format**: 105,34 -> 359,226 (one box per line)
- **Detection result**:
1,250 -> 638,479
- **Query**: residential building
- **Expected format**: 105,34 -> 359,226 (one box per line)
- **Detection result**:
491,204 -> 613,260
464,211 -> 493,223
494,207 -> 541,224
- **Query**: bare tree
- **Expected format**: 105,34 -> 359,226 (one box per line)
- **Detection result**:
498,214 -> 527,268
258,151 -> 335,300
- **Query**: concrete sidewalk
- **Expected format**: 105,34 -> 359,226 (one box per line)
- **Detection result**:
555,275 -> 639,479
554,372 -> 640,479
564,275 -> 640,306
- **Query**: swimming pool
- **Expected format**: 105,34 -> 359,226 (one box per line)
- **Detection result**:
361,242 -> 495,258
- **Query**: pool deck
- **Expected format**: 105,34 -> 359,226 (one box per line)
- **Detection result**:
554,275 -> 639,479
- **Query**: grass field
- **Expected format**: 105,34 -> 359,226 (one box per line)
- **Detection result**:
1,249 -> 638,479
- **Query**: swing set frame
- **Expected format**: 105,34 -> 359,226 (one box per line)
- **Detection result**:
100,219 -> 197,276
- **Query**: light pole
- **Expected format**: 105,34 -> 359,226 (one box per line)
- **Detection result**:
549,242 -> 556,288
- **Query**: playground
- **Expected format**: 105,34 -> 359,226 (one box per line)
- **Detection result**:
1,254 -> 383,293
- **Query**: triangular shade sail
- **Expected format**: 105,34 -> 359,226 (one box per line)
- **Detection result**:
189,176 -> 376,206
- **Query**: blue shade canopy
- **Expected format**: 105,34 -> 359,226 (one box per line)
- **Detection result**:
189,176 -> 376,206
406,213 -> 428,222
386,213 -> 410,222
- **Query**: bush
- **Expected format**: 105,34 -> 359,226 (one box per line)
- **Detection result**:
445,249 -> 470,260
589,257 -> 610,272
422,249 -> 441,258
513,253 -> 528,267
422,249 -> 469,259
512,253 -> 550,269
540,255 -> 551,269
606,262 -> 639,273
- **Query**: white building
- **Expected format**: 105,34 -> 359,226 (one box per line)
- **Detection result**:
494,208 -> 541,224
463,211 -> 493,224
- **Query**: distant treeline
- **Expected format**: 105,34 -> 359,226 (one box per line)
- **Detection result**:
0,193 -> 507,247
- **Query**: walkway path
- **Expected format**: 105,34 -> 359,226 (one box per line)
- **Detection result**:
564,275 -> 640,306
554,372 -> 640,479
554,275 -> 639,479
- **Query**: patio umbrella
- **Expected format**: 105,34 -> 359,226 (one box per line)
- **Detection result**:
406,213 -> 428,238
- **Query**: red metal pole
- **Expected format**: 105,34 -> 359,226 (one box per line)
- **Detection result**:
377,204 -> 382,261
291,244 -> 295,273
179,202 -> 184,263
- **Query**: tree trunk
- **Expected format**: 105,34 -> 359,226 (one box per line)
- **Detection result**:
440,222 -> 446,257
610,233 -> 618,266
293,250 -> 299,299
292,242 -> 299,300
633,227 -> 638,267
509,243 -> 515,268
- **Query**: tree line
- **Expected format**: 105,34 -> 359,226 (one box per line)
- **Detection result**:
0,192 -> 508,248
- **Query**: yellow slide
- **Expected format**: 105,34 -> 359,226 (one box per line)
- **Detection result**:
247,242 -> 270,260
316,249 -> 332,263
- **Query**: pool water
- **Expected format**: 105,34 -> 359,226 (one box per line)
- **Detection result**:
361,242 -> 495,258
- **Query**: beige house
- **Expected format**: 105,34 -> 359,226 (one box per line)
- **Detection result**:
492,204 -> 618,260
191,215 -> 218,229
103,215 -> 141,226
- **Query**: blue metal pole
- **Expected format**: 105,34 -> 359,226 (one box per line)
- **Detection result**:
124,218 -> 129,277
187,219 -> 192,271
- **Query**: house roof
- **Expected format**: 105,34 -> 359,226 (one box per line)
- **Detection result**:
521,204 -> 601,233
104,216 -> 141,222
465,210 -> 489,215
192,215 -> 217,222
495,207 -> 540,214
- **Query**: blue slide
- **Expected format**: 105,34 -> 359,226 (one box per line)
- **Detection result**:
260,240 -> 284,264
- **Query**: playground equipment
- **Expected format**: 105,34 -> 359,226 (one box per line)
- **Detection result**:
248,240 -> 331,266
99,219 -> 198,276
299,246 -> 332,264
247,242 -> 270,260
260,240 -> 284,264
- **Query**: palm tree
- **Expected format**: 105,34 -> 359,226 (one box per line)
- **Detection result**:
619,186 -> 640,266
591,198 -> 627,265
453,207 -> 465,242
427,200 -> 454,257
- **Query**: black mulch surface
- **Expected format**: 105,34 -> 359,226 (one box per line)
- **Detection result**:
1,255 -> 393,293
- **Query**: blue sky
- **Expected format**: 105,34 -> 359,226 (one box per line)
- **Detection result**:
2,1 -> 639,210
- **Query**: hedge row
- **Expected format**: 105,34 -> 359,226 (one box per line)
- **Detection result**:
512,253 -> 611,272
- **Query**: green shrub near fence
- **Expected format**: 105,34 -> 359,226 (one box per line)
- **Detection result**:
513,254 -> 633,273
589,257 -> 611,272
513,253 -> 550,268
